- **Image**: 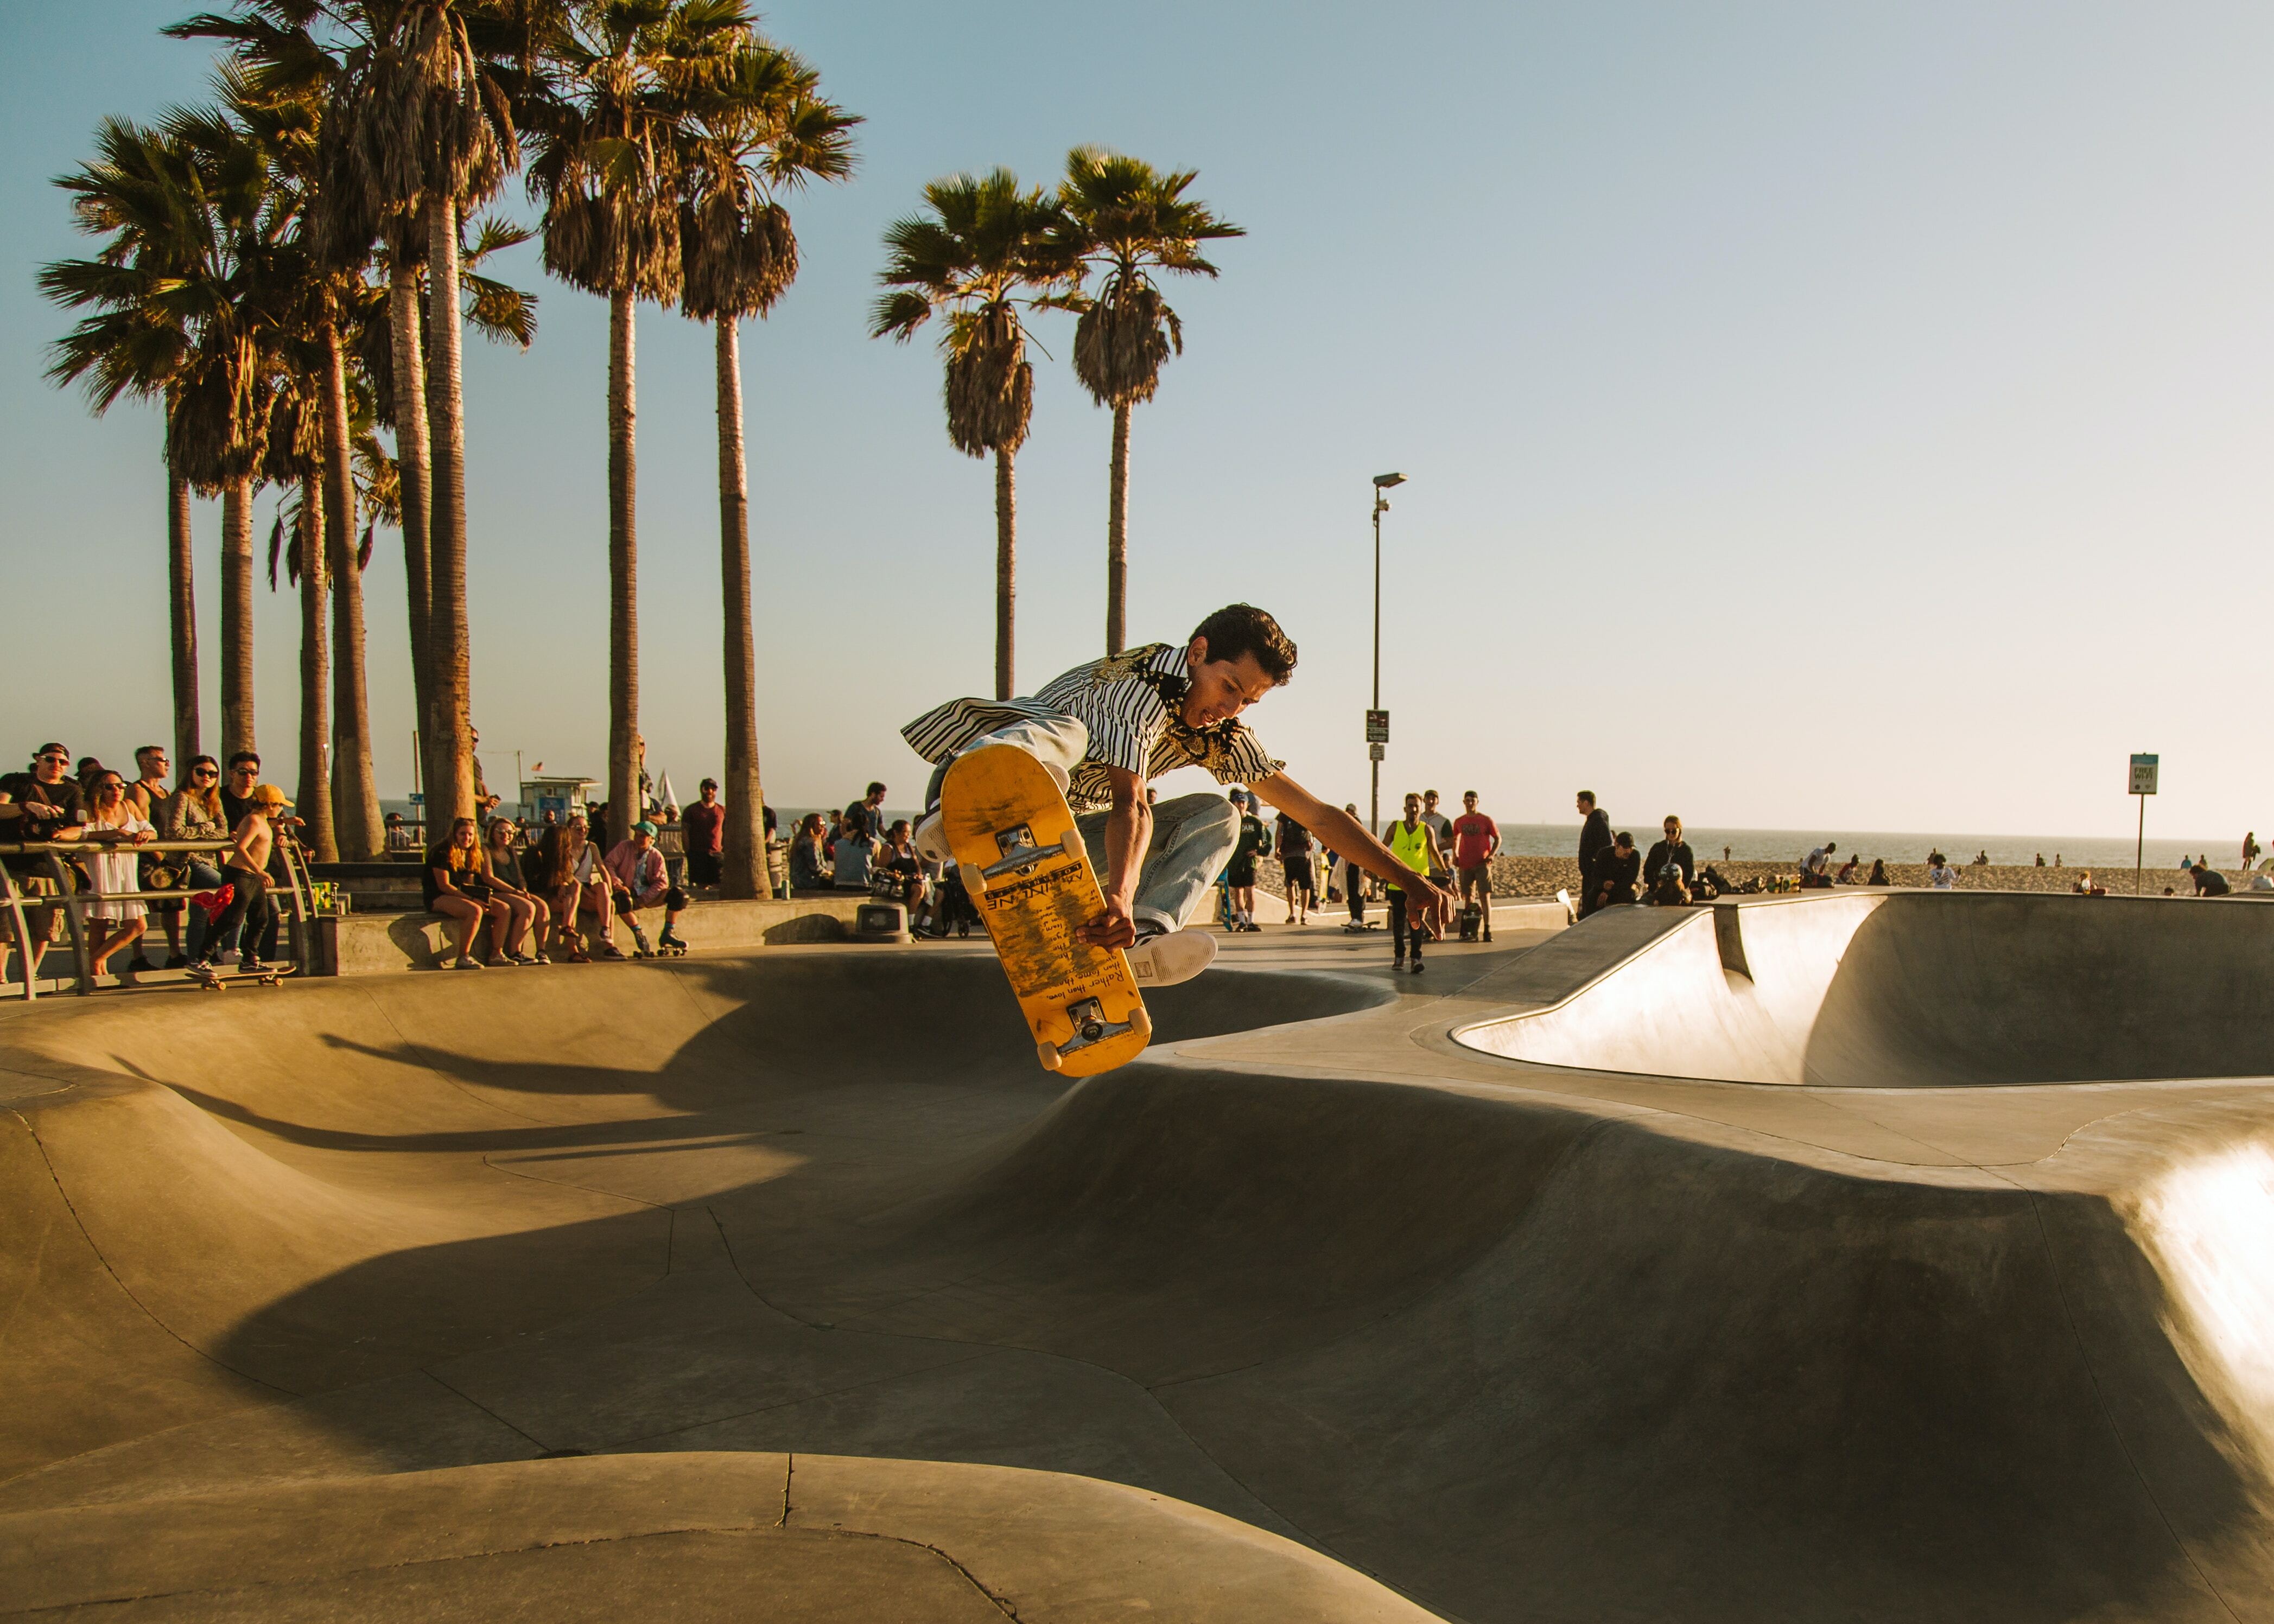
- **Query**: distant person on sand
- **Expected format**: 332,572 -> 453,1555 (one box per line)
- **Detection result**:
2245,831 -> 2262,871
1723,845 -> 1731,862
1867,858 -> 1890,886
1927,851 -> 1958,889
1576,792 -> 1612,918
1835,853 -> 1862,884
1974,849 -> 1990,865
1801,840 -> 1837,889
2191,861 -> 2231,897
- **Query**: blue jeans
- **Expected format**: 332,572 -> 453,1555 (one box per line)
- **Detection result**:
926,714 -> 1240,934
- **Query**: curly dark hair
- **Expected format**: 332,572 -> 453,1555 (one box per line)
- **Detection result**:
1191,603 -> 1297,684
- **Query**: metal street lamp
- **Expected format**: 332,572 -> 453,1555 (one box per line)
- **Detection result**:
1369,472 -> 1406,838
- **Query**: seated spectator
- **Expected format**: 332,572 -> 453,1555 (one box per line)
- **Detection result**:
1926,851 -> 1958,889
1866,858 -> 1891,886
2191,861 -> 2231,897
604,820 -> 690,955
383,812 -> 417,852
789,813 -> 834,892
1,742 -> 90,982
1644,816 -> 1695,897
2070,871 -> 2106,896
193,785 -> 290,978
681,779 -> 725,889
422,814 -> 521,970
1592,832 -> 1641,910
1835,854 -> 1862,884
552,814 -> 613,960
154,754 -> 230,965
1800,840 -> 1838,889
483,818 -> 551,964
126,744 -> 170,822
2251,872 -> 2274,892
79,770 -> 157,977
875,819 -> 930,913
832,820 -> 878,891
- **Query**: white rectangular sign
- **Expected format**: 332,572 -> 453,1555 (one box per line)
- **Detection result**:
2129,754 -> 2159,796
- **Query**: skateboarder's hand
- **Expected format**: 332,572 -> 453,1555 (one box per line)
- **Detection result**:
1076,897 -> 1140,951
1408,881 -> 1456,939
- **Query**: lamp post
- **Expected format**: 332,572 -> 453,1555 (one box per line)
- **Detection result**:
1369,472 -> 1406,838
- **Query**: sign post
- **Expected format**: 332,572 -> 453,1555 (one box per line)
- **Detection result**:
1364,710 -> 1389,833
2129,753 -> 2158,894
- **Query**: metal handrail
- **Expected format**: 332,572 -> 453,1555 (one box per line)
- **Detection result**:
1,836 -> 316,1000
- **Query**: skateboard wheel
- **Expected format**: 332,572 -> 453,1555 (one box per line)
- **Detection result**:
959,861 -> 988,896
1130,1006 -> 1152,1039
1059,829 -> 1083,861
1036,1039 -> 1063,1072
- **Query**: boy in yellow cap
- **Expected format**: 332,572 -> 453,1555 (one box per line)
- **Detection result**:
190,784 -> 289,978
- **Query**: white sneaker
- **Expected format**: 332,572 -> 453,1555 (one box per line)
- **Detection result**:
1124,928 -> 1216,988
913,807 -> 952,863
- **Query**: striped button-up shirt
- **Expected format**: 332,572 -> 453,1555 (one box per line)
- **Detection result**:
902,642 -> 1283,812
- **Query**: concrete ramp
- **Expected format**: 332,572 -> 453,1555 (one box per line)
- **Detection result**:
1456,891 -> 2274,1086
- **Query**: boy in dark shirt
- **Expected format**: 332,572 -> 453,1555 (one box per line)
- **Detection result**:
1,742 -> 89,980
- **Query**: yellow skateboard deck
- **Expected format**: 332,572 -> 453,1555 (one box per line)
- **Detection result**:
942,745 -> 1151,1076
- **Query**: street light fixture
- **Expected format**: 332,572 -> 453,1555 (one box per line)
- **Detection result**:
1369,473 -> 1406,838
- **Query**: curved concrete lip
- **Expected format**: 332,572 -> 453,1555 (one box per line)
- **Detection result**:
1446,890 -> 2274,1090
4,907 -> 2273,1623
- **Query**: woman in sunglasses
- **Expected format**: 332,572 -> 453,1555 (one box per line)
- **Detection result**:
154,755 -> 232,966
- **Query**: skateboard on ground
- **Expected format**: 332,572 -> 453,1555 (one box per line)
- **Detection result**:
941,744 -> 1151,1077
191,963 -> 296,991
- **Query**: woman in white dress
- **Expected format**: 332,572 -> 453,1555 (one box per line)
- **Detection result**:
81,770 -> 156,975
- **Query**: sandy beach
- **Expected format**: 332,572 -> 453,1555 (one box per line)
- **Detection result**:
1261,855 -> 2259,899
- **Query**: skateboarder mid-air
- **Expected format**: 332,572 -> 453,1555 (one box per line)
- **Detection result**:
906,604 -> 1457,986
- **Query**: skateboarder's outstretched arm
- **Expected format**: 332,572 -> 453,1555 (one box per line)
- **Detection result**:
1072,766 -> 1152,952
1250,773 -> 1457,937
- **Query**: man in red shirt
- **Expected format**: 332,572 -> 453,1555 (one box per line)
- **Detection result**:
681,778 -> 725,889
1450,789 -> 1502,942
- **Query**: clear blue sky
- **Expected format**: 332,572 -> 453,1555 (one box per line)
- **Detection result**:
6,2 -> 2269,842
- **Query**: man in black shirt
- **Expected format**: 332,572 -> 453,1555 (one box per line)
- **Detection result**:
1576,791 -> 1613,918
216,750 -> 289,961
1224,789 -> 1271,931
2192,862 -> 2232,897
1,741 -> 90,980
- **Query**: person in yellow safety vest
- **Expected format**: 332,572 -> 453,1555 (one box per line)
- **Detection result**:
1386,792 -> 1447,974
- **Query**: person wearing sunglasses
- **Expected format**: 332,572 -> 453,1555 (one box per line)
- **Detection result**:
154,755 -> 231,966
1,743 -> 91,984
214,750 -> 297,964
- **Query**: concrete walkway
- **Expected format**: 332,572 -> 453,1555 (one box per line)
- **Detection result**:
3,893 -> 2271,1620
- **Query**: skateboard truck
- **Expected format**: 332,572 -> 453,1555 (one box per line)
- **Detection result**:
1037,997 -> 1149,1073
965,826 -> 1085,891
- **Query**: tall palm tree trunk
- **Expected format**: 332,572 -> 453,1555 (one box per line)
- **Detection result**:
994,448 -> 1016,700
167,463 -> 201,765
296,484 -> 339,864
715,317 -> 765,899
607,289 -> 640,842
220,477 -> 256,763
424,195 -> 475,828
1105,401 -> 1130,657
322,322 -> 382,861
389,266 -> 437,811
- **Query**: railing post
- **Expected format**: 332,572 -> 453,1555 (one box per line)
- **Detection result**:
1,857 -> 36,1003
46,850 -> 93,997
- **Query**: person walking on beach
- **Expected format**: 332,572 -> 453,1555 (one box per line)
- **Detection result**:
2245,831 -> 2262,872
902,604 -> 1454,985
1450,790 -> 1501,942
1386,792 -> 1447,972
1576,792 -> 1612,918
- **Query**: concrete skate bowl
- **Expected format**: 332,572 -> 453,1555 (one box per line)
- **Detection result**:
1453,890 -> 2274,1087
5,942 -> 2274,1622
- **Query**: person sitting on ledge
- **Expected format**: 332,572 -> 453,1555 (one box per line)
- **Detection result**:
1867,858 -> 1891,886
1835,853 -> 1862,884
482,818 -> 550,964
2190,861 -> 2231,897
605,820 -> 690,956
788,813 -> 834,893
423,814 -> 522,970
1593,831 -> 1641,910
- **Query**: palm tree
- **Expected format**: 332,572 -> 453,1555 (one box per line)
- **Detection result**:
261,375 -> 339,864
41,119 -> 208,770
529,0 -> 746,839
873,169 -> 1078,698
679,41 -> 857,898
1057,148 -> 1241,655
180,0 -> 521,833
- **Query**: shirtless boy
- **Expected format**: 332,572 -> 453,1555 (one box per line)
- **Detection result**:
192,784 -> 288,978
